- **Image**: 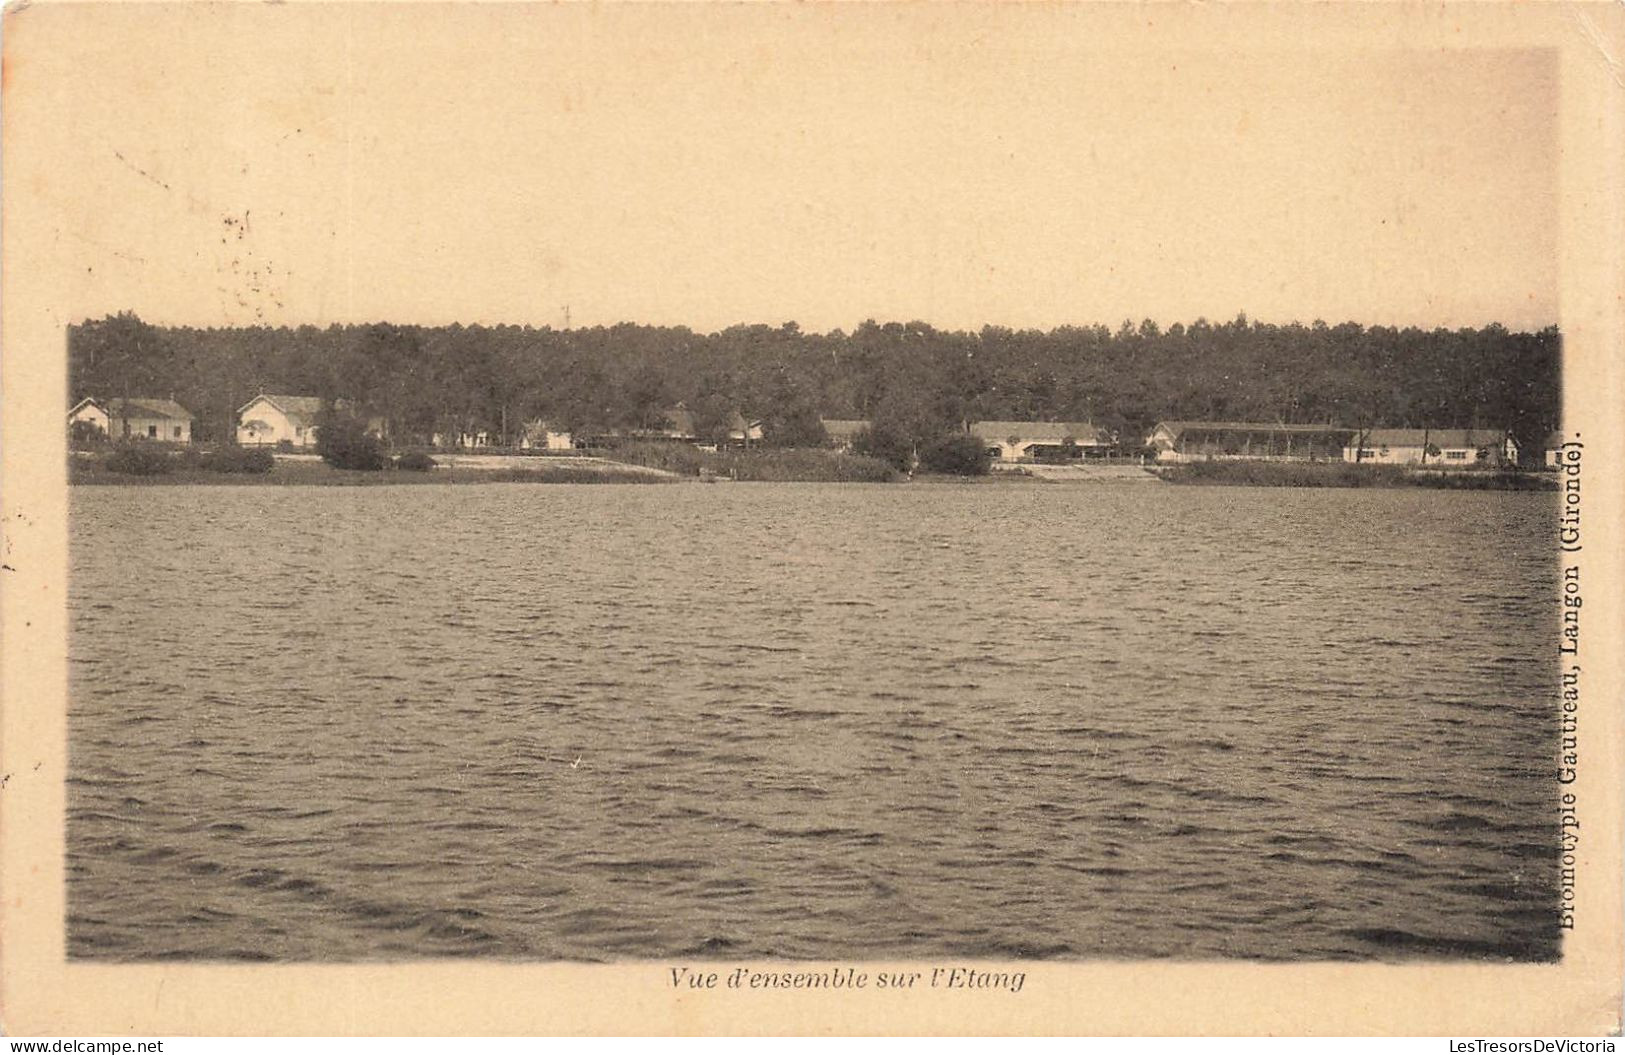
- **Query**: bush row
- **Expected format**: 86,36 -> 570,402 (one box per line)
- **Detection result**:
606,441 -> 898,482
851,425 -> 991,476
98,444 -> 437,476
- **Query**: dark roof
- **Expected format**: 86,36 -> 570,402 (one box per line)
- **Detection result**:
238,394 -> 326,423
1153,420 -> 1355,438
654,407 -> 759,437
105,397 -> 193,421
238,394 -> 371,428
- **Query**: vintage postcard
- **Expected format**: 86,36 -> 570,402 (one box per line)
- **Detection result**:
2,0 -> 1621,1037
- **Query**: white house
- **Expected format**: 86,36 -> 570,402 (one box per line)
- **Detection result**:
68,397 -> 111,435
969,421 -> 1109,462
1543,432 -> 1567,469
1344,428 -> 1518,467
236,394 -> 327,447
70,396 -> 193,442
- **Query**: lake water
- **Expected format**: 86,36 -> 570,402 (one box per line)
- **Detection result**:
68,482 -> 1561,961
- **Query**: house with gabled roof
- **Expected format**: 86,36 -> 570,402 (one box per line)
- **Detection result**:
69,397 -> 111,436
236,394 -> 327,447
70,396 -> 193,442
970,421 -> 1109,462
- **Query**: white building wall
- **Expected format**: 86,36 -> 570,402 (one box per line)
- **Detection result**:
979,437 -> 1107,462
520,429 -> 574,451
69,403 -> 111,434
1344,445 -> 1486,466
238,401 -> 313,447
119,415 -> 191,442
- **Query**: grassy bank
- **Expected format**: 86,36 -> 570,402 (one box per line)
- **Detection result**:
602,442 -> 899,482
1155,460 -> 1556,490
70,453 -> 673,486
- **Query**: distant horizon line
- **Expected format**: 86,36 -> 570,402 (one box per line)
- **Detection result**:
73,311 -> 1562,337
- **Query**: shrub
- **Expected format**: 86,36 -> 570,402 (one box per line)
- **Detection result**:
607,441 -> 712,477
104,444 -> 173,476
761,408 -> 829,449
395,451 -> 438,472
316,414 -> 386,470
202,446 -> 275,474
851,423 -> 915,473
70,420 -> 109,450
917,431 -> 990,475
276,439 -> 295,452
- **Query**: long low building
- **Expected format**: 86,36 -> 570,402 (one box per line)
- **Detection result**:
70,397 -> 194,443
970,421 -> 1110,462
1344,428 -> 1518,466
1147,421 -> 1357,463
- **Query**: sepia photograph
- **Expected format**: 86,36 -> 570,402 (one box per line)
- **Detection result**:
3,0 -> 1621,1037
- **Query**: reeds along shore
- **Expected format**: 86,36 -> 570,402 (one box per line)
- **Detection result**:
68,451 -> 674,486
1154,460 -> 1557,490
599,442 -> 899,482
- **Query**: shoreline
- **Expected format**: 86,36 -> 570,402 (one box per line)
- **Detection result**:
1153,460 -> 1556,490
69,450 -> 1557,490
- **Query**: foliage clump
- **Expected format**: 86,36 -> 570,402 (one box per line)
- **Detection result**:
850,423 -> 915,473
316,412 -> 386,470
917,432 -> 990,476
104,445 -> 173,476
70,421 -> 109,451
201,446 -> 275,474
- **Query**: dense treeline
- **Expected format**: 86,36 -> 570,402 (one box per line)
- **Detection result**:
68,312 -> 1560,455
